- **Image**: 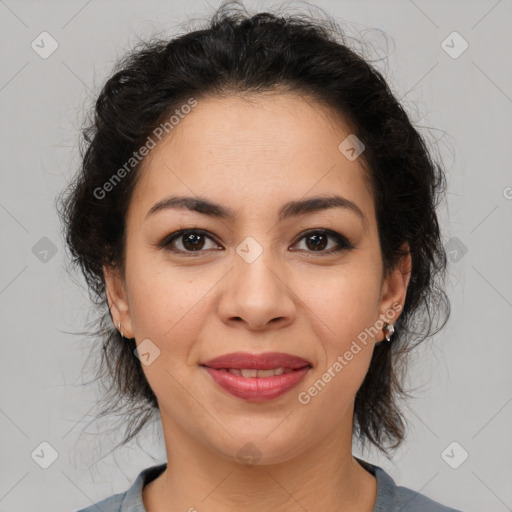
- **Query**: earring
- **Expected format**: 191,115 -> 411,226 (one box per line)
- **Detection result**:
383,322 -> 395,342
117,321 -> 124,339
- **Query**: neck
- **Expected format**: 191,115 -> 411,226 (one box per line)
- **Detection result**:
143,412 -> 377,512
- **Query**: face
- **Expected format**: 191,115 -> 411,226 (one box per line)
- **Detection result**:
105,92 -> 410,465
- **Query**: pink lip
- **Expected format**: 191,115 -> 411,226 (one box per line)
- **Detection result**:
202,366 -> 311,401
201,351 -> 312,370
200,352 -> 312,402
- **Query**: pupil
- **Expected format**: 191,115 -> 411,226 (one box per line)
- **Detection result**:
307,233 -> 327,251
183,233 -> 204,250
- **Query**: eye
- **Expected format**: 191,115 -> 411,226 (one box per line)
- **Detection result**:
159,228 -> 354,256
291,229 -> 354,256
160,229 -> 221,255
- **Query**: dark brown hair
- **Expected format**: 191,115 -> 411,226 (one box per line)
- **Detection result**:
57,0 -> 450,457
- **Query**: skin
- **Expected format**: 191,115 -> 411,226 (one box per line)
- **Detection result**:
104,92 -> 411,512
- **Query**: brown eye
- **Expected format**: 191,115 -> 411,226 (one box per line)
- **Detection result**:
304,232 -> 328,251
180,232 -> 206,251
159,228 -> 353,257
291,229 -> 354,255
161,229 -> 221,254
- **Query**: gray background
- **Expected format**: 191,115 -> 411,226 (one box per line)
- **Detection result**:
1,0 -> 511,511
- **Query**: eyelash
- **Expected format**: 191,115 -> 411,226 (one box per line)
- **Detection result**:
158,228 -> 354,257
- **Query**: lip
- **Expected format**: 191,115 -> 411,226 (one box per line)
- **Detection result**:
202,366 -> 311,401
201,351 -> 312,370
200,352 -> 312,402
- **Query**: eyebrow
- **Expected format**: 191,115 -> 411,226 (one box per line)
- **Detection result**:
145,194 -> 368,230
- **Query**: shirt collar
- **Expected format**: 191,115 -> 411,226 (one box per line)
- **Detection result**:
120,462 -> 167,512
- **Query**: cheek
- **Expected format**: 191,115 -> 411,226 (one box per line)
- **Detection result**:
124,257 -> 214,407
126,246 -> 214,342
291,262 -> 381,396
293,260 -> 382,342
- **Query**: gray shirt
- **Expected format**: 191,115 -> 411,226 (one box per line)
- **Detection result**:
75,459 -> 462,511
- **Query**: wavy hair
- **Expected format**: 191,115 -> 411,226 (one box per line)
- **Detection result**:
57,0 -> 450,457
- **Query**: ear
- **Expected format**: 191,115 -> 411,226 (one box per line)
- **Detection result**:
377,242 -> 412,337
103,263 -> 134,339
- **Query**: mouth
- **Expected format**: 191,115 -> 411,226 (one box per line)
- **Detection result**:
209,367 -> 308,377
200,352 -> 312,401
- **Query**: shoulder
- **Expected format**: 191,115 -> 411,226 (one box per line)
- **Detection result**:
75,491 -> 125,512
365,460 -> 464,512
73,462 -> 167,512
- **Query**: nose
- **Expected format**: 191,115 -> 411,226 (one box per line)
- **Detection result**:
217,246 -> 297,331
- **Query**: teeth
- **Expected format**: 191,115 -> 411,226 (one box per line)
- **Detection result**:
225,367 -> 295,377
240,369 -> 258,378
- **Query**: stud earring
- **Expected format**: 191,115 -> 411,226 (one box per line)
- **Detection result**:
117,321 -> 124,339
383,322 -> 395,342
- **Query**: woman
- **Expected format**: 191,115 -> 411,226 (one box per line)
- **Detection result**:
59,2 -> 461,510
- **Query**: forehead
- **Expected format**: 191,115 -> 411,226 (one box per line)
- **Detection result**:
129,93 -> 375,225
